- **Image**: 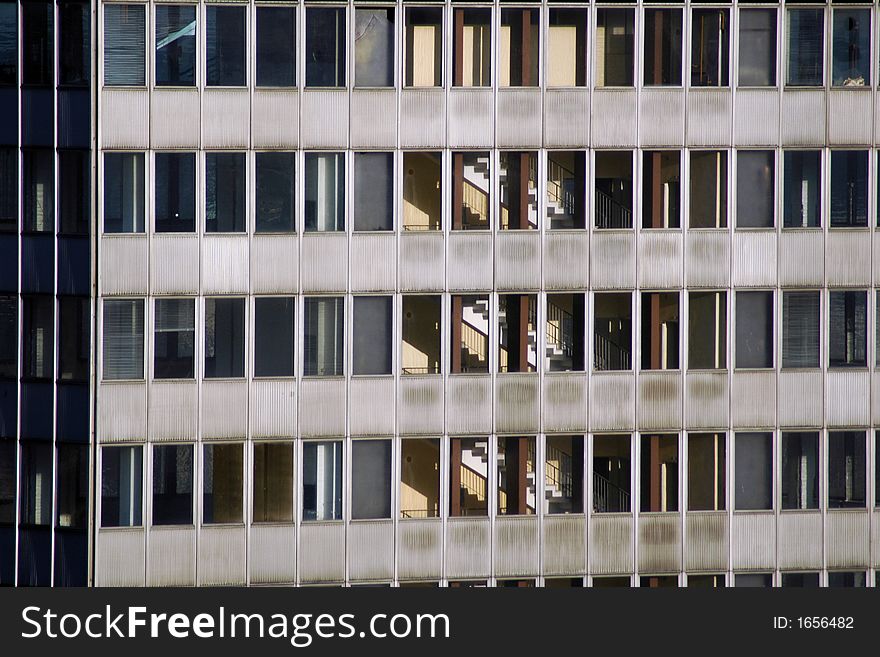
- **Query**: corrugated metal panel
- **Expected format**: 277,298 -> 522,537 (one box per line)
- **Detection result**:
350,233 -> 396,292
640,89 -> 684,147
151,89 -> 200,149
589,514 -> 633,575
202,89 -> 250,149
301,234 -> 348,293
446,375 -> 492,435
447,89 -> 493,148
495,374 -> 540,434
299,379 -> 346,437
779,230 -> 824,287
249,524 -> 296,584
590,373 -> 635,431
544,232 -> 589,290
873,373 -> 880,426
198,526 -> 247,586
637,372 -> 682,430
828,90 -> 873,145
732,231 -> 776,288
447,232 -> 493,291
300,91 -> 349,149
495,231 -> 540,290
684,512 -> 728,572
777,512 -> 822,570
101,236 -> 149,296
149,381 -> 198,440
542,373 -> 587,433
781,91 -> 826,146
778,371 -> 823,428
826,370 -> 870,427
591,90 -> 637,147
201,380 -> 248,439
638,231 -> 682,289
686,90 -> 731,146
101,88 -> 149,149
299,522 -> 345,583
542,514 -> 586,575
252,90 -> 299,148
400,90 -> 445,148
874,234 -> 880,287
250,380 -> 296,438
686,231 -> 730,288
399,376 -> 444,435
397,519 -> 442,580
95,529 -> 145,586
98,383 -> 147,442
349,377 -> 395,436
494,516 -> 539,577
827,230 -> 872,287
734,90 -> 779,146
826,511 -> 870,569
590,231 -> 635,289
496,89 -> 542,148
731,512 -> 775,570
400,232 -> 444,292
250,235 -> 299,294
147,527 -> 196,586
873,510 -> 880,568
638,514 -> 681,574
731,371 -> 776,428
445,517 -> 491,579
350,90 -> 397,148
543,89 -> 589,148
685,372 -> 728,429
202,235 -> 249,295
348,521 -> 394,581
151,235 -> 200,295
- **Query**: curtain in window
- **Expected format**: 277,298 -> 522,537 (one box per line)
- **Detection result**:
102,299 -> 144,380
104,5 -> 145,86
782,291 -> 819,368
787,9 -> 823,86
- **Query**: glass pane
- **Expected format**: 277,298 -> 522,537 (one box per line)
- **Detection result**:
0,148 -> 17,231
205,152 -> 246,233
354,152 -> 393,231
59,2 -> 89,86
734,432 -> 772,510
400,438 -> 440,519
828,431 -> 866,508
101,446 -> 143,527
499,152 -> 538,230
592,435 -> 631,513
103,299 -> 144,380
830,150 -> 868,227
355,8 -> 394,87
154,298 -> 195,379
59,150 -> 89,235
449,437 -> 489,517
787,9 -> 823,87
306,7 -> 346,87
688,291 -> 726,369
832,9 -> 870,87
206,6 -> 245,87
452,152 -> 491,230
304,153 -> 345,231
644,9 -> 682,86
403,152 -> 442,230
642,151 -> 680,228
595,151 -> 633,229
58,296 -> 89,382
302,441 -> 342,521
204,297 -> 245,378
104,5 -> 145,86
256,152 -> 295,233
596,9 -> 633,87
781,432 -> 818,510
0,3 -> 17,85
738,9 -> 776,87
254,297 -> 294,377
404,7 -> 441,87
253,442 -> 293,523
735,291 -> 773,369
0,295 -> 16,379
155,152 -> 195,233
687,433 -> 725,511
152,444 -> 193,525
783,151 -> 821,228
22,3 -> 53,86
829,290 -> 867,368
352,296 -> 392,376
594,293 -> 632,371
691,9 -> 729,87
547,151 -> 586,229
303,297 -> 344,376
56,444 -> 88,529
104,153 -> 145,233
22,296 -> 53,380
22,149 -> 54,233
782,291 -> 819,369
351,440 -> 391,519
689,151 -> 727,228
500,9 -> 539,88
497,436 -> 536,515
20,442 -> 52,525
156,5 -> 196,86
545,435 -> 583,514
736,151 -> 774,228
203,443 -> 243,524
256,7 -> 295,87
453,8 -> 491,87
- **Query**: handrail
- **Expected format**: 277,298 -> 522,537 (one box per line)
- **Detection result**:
592,471 -> 631,513
547,158 -> 578,216
595,187 -> 632,229
594,331 -> 631,371
546,302 -> 574,358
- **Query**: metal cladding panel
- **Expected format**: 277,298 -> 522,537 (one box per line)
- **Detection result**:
446,375 -> 493,435
731,371 -> 777,429
299,379 -> 346,437
684,512 -> 728,572
589,514 -> 634,575
301,234 -> 348,293
590,231 -> 635,289
496,89 -> 542,148
250,380 -> 296,438
301,91 -> 350,149
147,527 -> 196,586
351,233 -> 396,293
542,374 -> 588,433
590,373 -> 635,431
348,521 -> 395,581
874,234 -> 880,286
95,529 -> 146,586
249,525 -> 296,584
826,511 -> 870,569
350,377 -> 395,436
731,512 -> 776,570
299,523 -> 345,583
101,237 -> 149,296
828,90 -> 873,146
542,514 -> 586,575
202,89 -> 250,149
543,232 -> 589,290
397,520 -> 443,580
447,232 -> 493,291
637,372 -> 683,430
448,89 -> 493,148
198,526 -> 247,586
685,372 -> 728,429
399,376 -> 445,435
637,231 -> 682,289
734,90 -> 780,147
827,230 -> 872,287
445,517 -> 491,579
638,514 -> 681,574
250,235 -> 299,294
495,231 -> 541,290
98,383 -> 147,442
873,373 -> 880,425
826,370 -> 870,428
778,371 -> 823,428
494,516 -> 539,577
873,511 -> 880,568
149,381 -> 199,440
591,90 -> 637,148
639,89 -> 684,147
732,231 -> 777,288
252,90 -> 299,148
543,89 -> 589,148
350,90 -> 398,149
202,235 -> 249,295
686,90 -> 731,147
781,91 -> 826,146
400,90 -> 445,149
685,231 -> 730,288
495,375 -> 540,434
151,89 -> 200,149
779,230 -> 824,287
777,512 -> 822,570
151,235 -> 200,295
201,381 -> 249,439
101,88 -> 149,149
400,232 -> 445,292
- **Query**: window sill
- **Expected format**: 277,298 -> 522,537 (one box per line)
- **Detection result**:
200,522 -> 246,528
101,232 -> 147,238
303,86 -> 347,92
102,85 -> 148,91
97,525 -> 145,532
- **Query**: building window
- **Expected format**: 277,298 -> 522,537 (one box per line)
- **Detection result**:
688,291 -> 726,370
204,297 -> 245,379
594,151 -> 633,229
355,8 -> 394,88
545,436 -> 583,514
829,290 -> 867,368
547,151 -> 586,229
449,437 -> 489,517
0,295 -> 16,379
452,152 -> 490,230
103,153 -> 145,234
155,152 -> 196,233
352,296 -> 392,376
0,443 -> 13,527
499,294 -> 537,373
203,443 -> 243,524
736,151 -> 774,228
499,151 -> 538,230
302,441 -> 343,521
155,5 -> 196,87
59,150 -> 89,235
828,572 -> 866,587
55,444 -> 88,529
782,291 -> 820,369
58,3 -> 89,85
831,9 -> 870,87
205,153 -> 246,233
206,6 -> 245,87
253,442 -> 294,523
254,297 -> 294,378
735,574 -> 772,588
548,9 -> 586,88
875,431 -> 879,508
593,434 -> 631,513
103,5 -> 145,86
691,9 -> 729,87
403,152 -> 442,231
642,151 -> 680,229
256,7 -> 295,88
100,446 -> 143,528
304,152 -> 345,232
500,8 -> 538,88
154,298 -> 195,380
402,295 -> 441,375
354,152 -> 393,231
687,433 -> 725,511
451,295 -> 489,374
400,438 -> 440,519
734,432 -> 772,511
22,2 -> 53,86
255,152 -> 295,233
306,7 -> 346,88
738,8 -> 776,87
152,444 -> 193,526
640,292 -> 679,370
830,150 -> 868,227
0,2 -> 16,85
594,293 -> 632,372
689,150 -> 727,228
497,436 -> 536,515
102,299 -> 144,381
22,149 -> 54,233
595,8 -> 633,87
828,431 -> 866,509
781,432 -> 819,510
22,296 -> 53,380
783,151 -> 821,228
351,440 -> 392,520
303,297 -> 344,377
20,442 -> 52,525
735,291 -> 773,369
58,297 -> 89,382
0,148 -> 17,232
452,8 -> 491,87
640,434 -> 678,512
404,7 -> 441,88
782,573 -> 819,588
644,9 -> 682,87
546,294 -> 585,372
786,9 -> 823,87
